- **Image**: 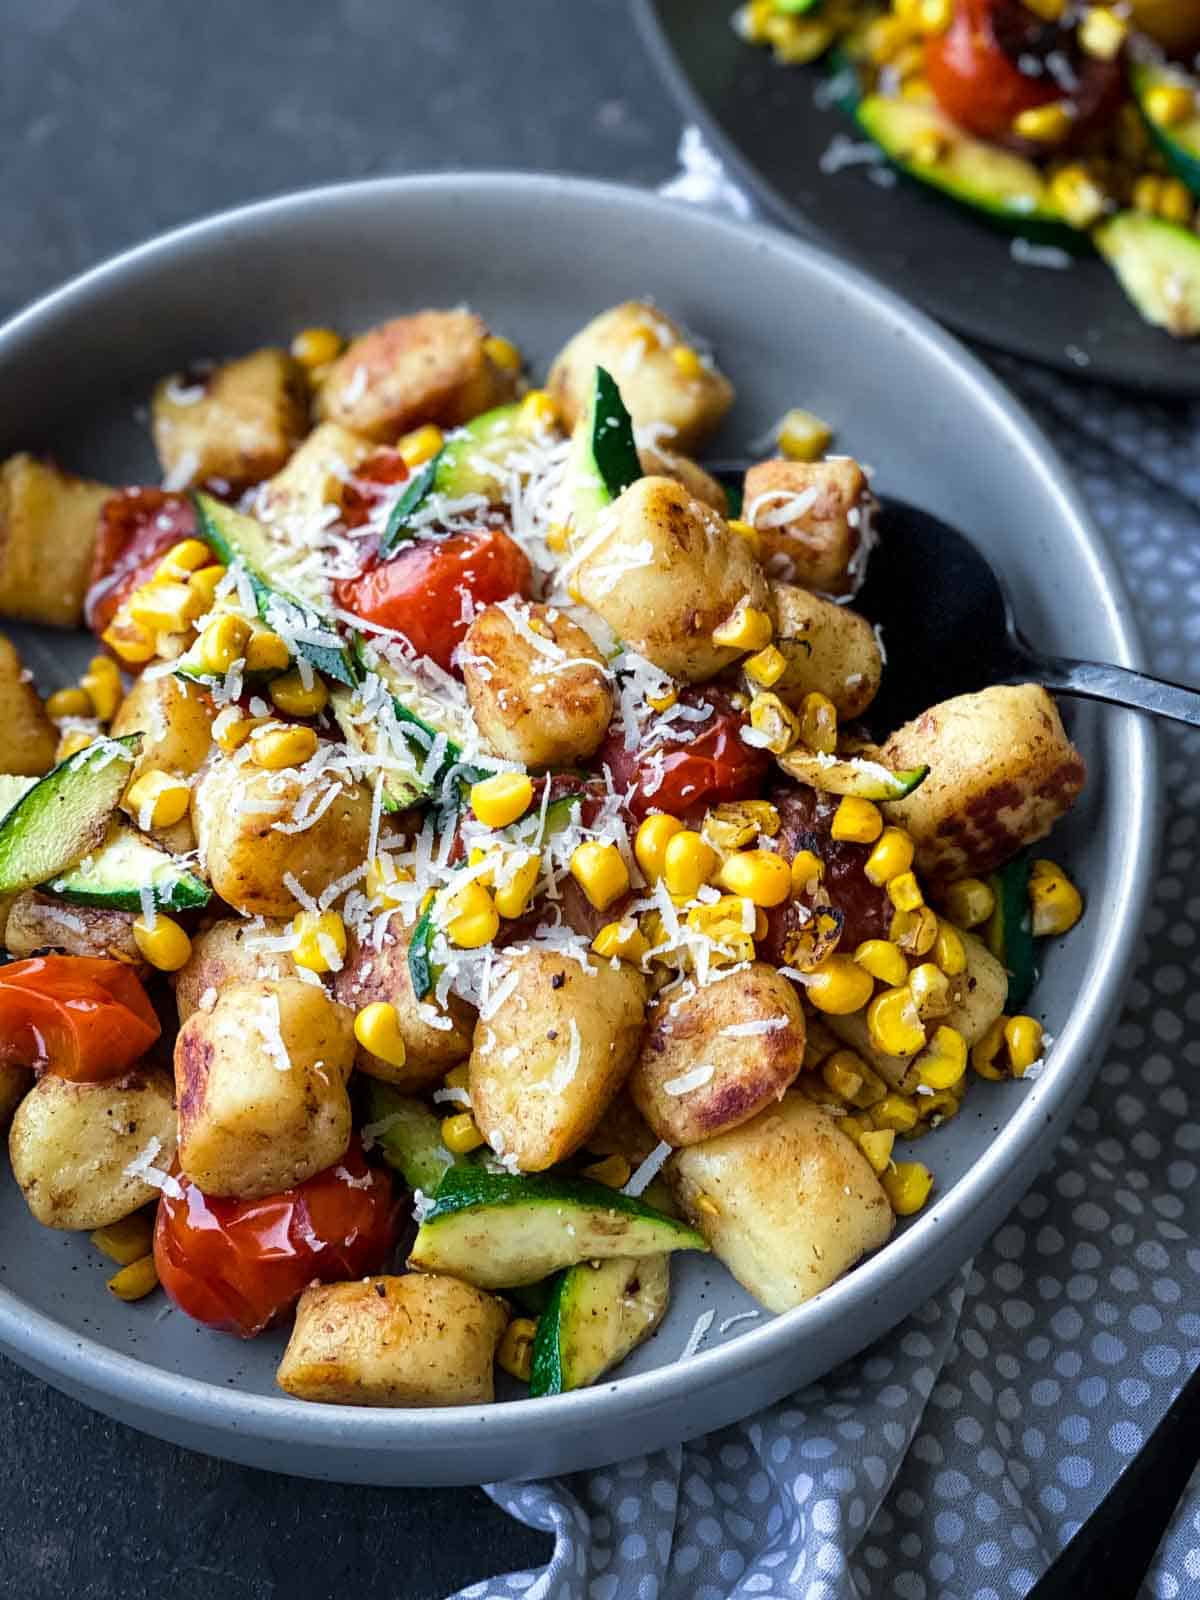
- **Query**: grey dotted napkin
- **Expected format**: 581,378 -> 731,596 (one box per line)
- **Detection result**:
441,136 -> 1200,1600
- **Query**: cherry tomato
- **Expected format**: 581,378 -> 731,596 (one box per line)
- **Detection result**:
0,956 -> 161,1081
84,489 -> 201,637
597,687 -> 771,821
339,447 -> 409,531
153,1142 -> 400,1338
335,526 -> 533,671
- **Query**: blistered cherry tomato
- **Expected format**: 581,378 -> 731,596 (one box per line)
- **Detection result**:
0,956 -> 161,1081
153,1142 -> 400,1339
84,489 -> 201,637
339,448 -> 409,531
597,687 -> 770,821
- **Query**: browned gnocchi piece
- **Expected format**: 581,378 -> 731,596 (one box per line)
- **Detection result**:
769,582 -> 882,720
0,455 -> 114,628
743,457 -> 871,597
174,917 -> 299,1025
152,348 -> 308,492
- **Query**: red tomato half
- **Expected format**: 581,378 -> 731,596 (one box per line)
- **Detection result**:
84,489 -> 201,637
598,687 -> 771,821
339,448 -> 409,531
335,527 -> 533,671
0,956 -> 161,1081
153,1143 -> 400,1339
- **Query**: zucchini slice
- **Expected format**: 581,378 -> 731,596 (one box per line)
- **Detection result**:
985,854 -> 1038,1013
777,749 -> 928,799
360,1080 -> 459,1194
0,737 -> 140,896
44,824 -> 210,914
529,1255 -> 671,1397
408,1167 -> 707,1289
1094,212 -> 1200,338
348,639 -> 482,809
567,366 -> 641,537
1131,62 -> 1200,199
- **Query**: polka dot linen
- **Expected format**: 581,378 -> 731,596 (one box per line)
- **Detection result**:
439,138 -> 1200,1600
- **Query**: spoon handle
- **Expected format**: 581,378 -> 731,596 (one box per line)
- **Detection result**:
1028,656 -> 1200,728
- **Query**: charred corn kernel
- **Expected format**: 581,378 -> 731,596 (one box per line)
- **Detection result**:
580,1154 -> 632,1188
908,962 -> 950,1019
396,423 -> 444,468
805,955 -> 875,1016
443,880 -> 500,949
470,771 -> 533,828
1133,174 -> 1164,216
496,1316 -> 537,1382
195,614 -> 252,675
1049,164 -> 1108,229
1020,0 -> 1065,18
56,729 -> 96,760
694,1192 -> 721,1218
867,985 -> 925,1057
79,658 -> 123,723
592,918 -> 650,964
365,855 -> 413,906
493,851 -> 541,919
865,14 -> 915,64
129,579 -> 204,634
790,848 -> 825,893
133,913 -> 191,972
353,1001 -> 408,1067
545,521 -> 571,553
244,628 -> 291,675
670,344 -> 705,379
873,1093 -> 920,1134
858,1127 -> 896,1173
1161,178 -> 1195,225
1028,859 -> 1083,936
91,1211 -> 155,1266
777,407 -> 832,462
249,724 -> 318,769
798,691 -> 838,755
1013,102 -> 1073,143
891,904 -> 937,957
291,326 -> 343,368
829,1048 -> 889,1109
713,603 -> 773,652
570,840 -> 631,911
646,684 -> 678,712
188,563 -> 227,607
882,1160 -> 934,1216
831,796 -> 883,844
124,770 -> 191,829
483,334 -> 522,372
107,1254 -> 159,1302
268,669 -> 328,718
971,1017 -> 1009,1081
1004,1015 -> 1044,1077
213,712 -> 266,754
519,388 -> 558,432
917,1025 -> 968,1089
46,687 -> 92,720
151,538 -> 212,582
750,691 -> 801,755
838,1112 -> 869,1142
635,812 -> 684,881
764,13 -> 833,63
291,910 -> 347,973
662,830 -> 718,899
887,870 -> 924,913
854,938 -> 908,988
441,1112 -> 486,1155
932,919 -> 967,977
1145,83 -> 1196,128
919,1087 -> 960,1124
101,616 -> 156,665
726,517 -> 762,554
941,876 -> 994,927
716,849 -> 792,908
743,644 -> 786,688
822,1052 -> 864,1103
702,800 -> 780,852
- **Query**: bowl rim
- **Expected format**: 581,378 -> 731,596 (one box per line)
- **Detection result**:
0,170 -> 1160,1459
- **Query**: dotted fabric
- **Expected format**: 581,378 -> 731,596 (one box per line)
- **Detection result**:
442,137 -> 1200,1600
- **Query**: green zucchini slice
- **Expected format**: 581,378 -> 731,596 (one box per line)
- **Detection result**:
567,366 -> 641,537
777,749 -> 928,799
0,737 -> 140,896
985,854 -> 1038,1013
360,1080 -> 460,1194
44,824 -> 210,913
1094,212 -> 1200,339
1131,62 -> 1200,199
529,1254 -> 671,1396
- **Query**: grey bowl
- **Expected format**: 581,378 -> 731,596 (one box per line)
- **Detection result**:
0,174 -> 1159,1486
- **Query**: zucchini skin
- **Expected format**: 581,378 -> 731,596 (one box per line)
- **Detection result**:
0,736 -> 140,896
360,1080 -> 458,1193
986,855 -> 1038,1012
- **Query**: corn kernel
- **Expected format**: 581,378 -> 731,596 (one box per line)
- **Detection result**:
545,521 -> 571,554
291,910 -> 347,973
831,796 -> 883,844
518,389 -> 558,433
106,1254 -> 160,1302
396,423 -> 444,468
911,126 -> 951,167
152,538 -> 212,583
155,631 -> 191,663
662,830 -> 718,899
267,669 -> 328,718
495,1315 -> 537,1382
777,407 -> 832,462
353,1001 -> 408,1067
365,854 -> 413,907
865,14 -> 915,64
129,580 -> 204,635
822,1052 -> 864,1103
124,769 -> 191,830
742,644 -> 786,688
891,904 -> 938,956
443,879 -> 500,949
493,850 -> 541,919
444,1063 -> 470,1093
441,1112 -> 486,1155
971,1017 -> 1009,1081
470,771 -> 534,829
46,687 -> 93,720
646,684 -> 678,712
916,1024 -> 968,1089
635,813 -> 684,881
1133,175 -> 1164,216
693,1192 -> 721,1218
887,870 -> 924,913
249,724 -> 318,769
940,876 -> 994,927
213,711 -> 266,754
291,326 -> 344,368
80,658 -> 123,723
133,912 -> 191,972
749,691 -> 801,755
1013,103 -> 1073,143
592,918 -> 650,964
726,517 -> 762,554
482,334 -> 522,373
918,1087 -> 960,1125
244,628 -> 292,675
56,729 -> 96,761
1078,6 -> 1126,59
670,344 -> 705,379
838,1112 -> 869,1142
1048,163 -> 1109,229
91,1211 -> 155,1266
873,1093 -> 920,1134
858,1128 -> 896,1173
195,614 -> 252,676
765,12 -> 834,62
188,563 -> 227,608
796,691 -> 837,755
912,0 -> 952,32
570,840 -> 631,911
854,938 -> 908,988
932,919 -> 967,977
867,985 -> 925,1057
1028,859 -> 1083,936
1161,178 -> 1195,225
790,848 -> 825,893
1145,82 -> 1196,129
908,962 -> 950,1019
1004,1014 -> 1044,1077
881,1160 -> 934,1216
713,602 -> 773,652
101,616 -> 156,665
806,955 -> 875,1016
580,1154 -> 632,1188
830,1049 -> 889,1109
702,800 -> 780,853
715,849 -> 792,908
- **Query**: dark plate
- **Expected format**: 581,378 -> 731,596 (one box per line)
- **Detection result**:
634,0 -> 1200,394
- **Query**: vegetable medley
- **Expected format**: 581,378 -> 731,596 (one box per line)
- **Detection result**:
0,299 -> 1086,1406
736,0 -> 1200,336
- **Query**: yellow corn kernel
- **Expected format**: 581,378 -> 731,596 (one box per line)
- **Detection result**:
726,517 -> 762,554
917,1024 -> 968,1089
124,770 -> 191,829
715,848 -> 792,908
912,0 -> 952,32
1028,859 -> 1083,936
1004,1015 -> 1044,1077
444,1063 -> 470,1094
853,938 -> 906,988
873,1093 -> 920,1134
713,603 -> 773,652
353,1001 -> 408,1068
891,904 -> 938,957
882,1160 -> 934,1216
46,687 -> 93,720
1145,82 -> 1196,129
195,614 -> 253,676
188,563 -> 227,608
365,854 -> 413,907
519,389 -> 558,433
1048,163 -> 1109,229
213,712 -> 264,753
790,848 -> 825,893
249,724 -> 318,769
291,910 -> 347,974
154,631 -> 191,663
101,614 -> 157,665
742,644 -> 786,688
867,985 -> 925,1057
887,870 -> 924,913
1161,178 -> 1195,225
911,126 -> 951,167
798,691 -> 838,755
777,407 -> 832,462
749,691 -> 801,755
670,344 -> 705,379
244,628 -> 292,675
441,1112 -> 487,1155
107,1254 -> 159,1302
91,1211 -> 155,1266
662,830 -> 718,899
646,684 -> 678,712
580,1153 -> 632,1188
592,918 -> 650,964
268,669 -> 329,718
829,1048 -> 888,1109
128,579 -> 204,635
822,1052 -> 864,1103
1133,174 -> 1164,216
470,771 -> 534,829
291,326 -> 344,368
702,800 -> 780,853
932,919 -> 966,977
545,521 -> 571,554
740,0 -> 774,43
831,796 -> 883,845
483,334 -> 523,372
151,538 -> 212,584
56,729 -> 96,761
940,876 -> 994,928
443,879 -> 500,949
133,912 -> 191,972
80,658 -> 123,723
858,1127 -> 896,1174
1012,103 -> 1073,143
570,840 -> 631,911
908,961 -> 950,1019
971,1017 -> 1009,1081
396,424 -> 444,468
838,1112 -> 869,1142
496,1316 -> 537,1382
806,955 -> 875,1016
865,14 -> 915,64
635,812 -> 684,881
693,1192 -> 721,1218
918,1087 -> 960,1125
493,851 -> 541,920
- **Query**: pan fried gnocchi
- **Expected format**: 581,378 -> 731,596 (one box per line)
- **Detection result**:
0,298 -> 1084,1408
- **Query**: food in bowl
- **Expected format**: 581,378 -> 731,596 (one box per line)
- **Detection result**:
735,0 -> 1200,337
0,298 -> 1085,1406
